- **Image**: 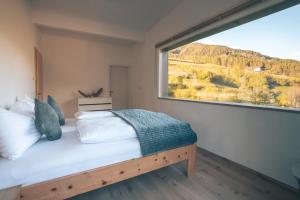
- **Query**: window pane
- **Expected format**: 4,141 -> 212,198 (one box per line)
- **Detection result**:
167,4 -> 300,109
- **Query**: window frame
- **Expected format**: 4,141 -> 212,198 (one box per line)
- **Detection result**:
156,0 -> 300,113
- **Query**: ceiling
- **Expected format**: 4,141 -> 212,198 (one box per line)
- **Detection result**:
31,0 -> 183,32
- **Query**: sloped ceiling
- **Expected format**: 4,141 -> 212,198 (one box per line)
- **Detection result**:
31,0 -> 183,41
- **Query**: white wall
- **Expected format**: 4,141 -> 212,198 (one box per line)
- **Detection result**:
129,0 -> 300,189
41,29 -> 135,117
0,0 -> 41,107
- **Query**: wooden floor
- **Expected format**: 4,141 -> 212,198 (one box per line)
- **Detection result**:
69,148 -> 299,200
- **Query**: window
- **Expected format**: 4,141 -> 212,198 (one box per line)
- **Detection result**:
158,2 -> 300,111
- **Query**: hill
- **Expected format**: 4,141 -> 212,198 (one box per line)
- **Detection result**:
167,43 -> 300,108
169,43 -> 300,76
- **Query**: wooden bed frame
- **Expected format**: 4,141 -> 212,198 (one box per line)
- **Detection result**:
18,144 -> 196,200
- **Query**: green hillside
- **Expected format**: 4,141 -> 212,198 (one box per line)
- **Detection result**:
168,43 -> 300,108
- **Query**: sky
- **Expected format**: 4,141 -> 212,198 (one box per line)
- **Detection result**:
196,4 -> 300,61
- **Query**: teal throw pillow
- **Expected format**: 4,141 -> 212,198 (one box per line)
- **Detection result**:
47,95 -> 65,125
35,99 -> 62,141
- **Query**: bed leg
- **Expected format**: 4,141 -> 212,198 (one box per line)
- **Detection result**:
187,144 -> 196,177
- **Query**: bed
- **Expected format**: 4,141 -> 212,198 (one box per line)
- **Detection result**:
0,111 -> 197,200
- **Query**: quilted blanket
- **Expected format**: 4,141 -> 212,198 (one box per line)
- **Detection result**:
112,109 -> 197,156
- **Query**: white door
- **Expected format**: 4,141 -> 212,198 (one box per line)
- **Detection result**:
109,66 -> 128,109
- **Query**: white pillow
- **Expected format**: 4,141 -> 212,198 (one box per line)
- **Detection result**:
76,116 -> 137,144
10,97 -> 35,117
75,111 -> 114,119
24,96 -> 34,104
0,108 -> 41,160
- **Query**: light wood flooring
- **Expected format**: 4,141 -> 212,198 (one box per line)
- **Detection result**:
70,148 -> 299,200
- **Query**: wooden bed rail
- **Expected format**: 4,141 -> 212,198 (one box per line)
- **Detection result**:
20,144 -> 197,200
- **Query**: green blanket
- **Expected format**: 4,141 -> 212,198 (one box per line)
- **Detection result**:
112,109 -> 197,156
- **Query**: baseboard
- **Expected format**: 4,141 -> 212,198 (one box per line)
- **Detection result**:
198,147 -> 299,193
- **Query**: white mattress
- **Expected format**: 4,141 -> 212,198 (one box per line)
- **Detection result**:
0,119 -> 142,190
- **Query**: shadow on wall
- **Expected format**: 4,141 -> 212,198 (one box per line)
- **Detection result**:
62,98 -> 77,118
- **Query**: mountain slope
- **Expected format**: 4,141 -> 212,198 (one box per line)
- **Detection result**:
169,43 -> 300,76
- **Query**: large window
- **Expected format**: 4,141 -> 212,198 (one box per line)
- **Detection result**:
159,2 -> 300,111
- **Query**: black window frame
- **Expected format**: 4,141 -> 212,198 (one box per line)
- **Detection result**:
156,0 -> 300,113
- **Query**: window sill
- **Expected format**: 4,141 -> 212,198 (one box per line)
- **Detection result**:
158,96 -> 300,113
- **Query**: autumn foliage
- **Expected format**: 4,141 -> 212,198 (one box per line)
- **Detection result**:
168,43 -> 300,108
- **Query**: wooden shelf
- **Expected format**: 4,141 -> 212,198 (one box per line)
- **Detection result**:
78,97 -> 112,111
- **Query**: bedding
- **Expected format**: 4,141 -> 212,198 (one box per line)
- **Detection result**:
77,115 -> 137,143
75,111 -> 114,119
0,119 -> 142,190
0,109 -> 196,189
112,109 -> 197,156
10,96 -> 35,117
77,109 -> 197,155
0,108 -> 40,160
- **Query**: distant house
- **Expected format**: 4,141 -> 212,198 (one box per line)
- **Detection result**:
253,66 -> 265,72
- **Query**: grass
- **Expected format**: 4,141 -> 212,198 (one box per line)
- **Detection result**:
168,60 -> 300,109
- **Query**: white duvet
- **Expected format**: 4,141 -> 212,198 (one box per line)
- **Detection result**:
0,119 -> 142,189
75,111 -> 115,120
76,111 -> 137,143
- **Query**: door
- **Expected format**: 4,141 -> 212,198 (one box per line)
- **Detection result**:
34,47 -> 43,100
109,66 -> 128,109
